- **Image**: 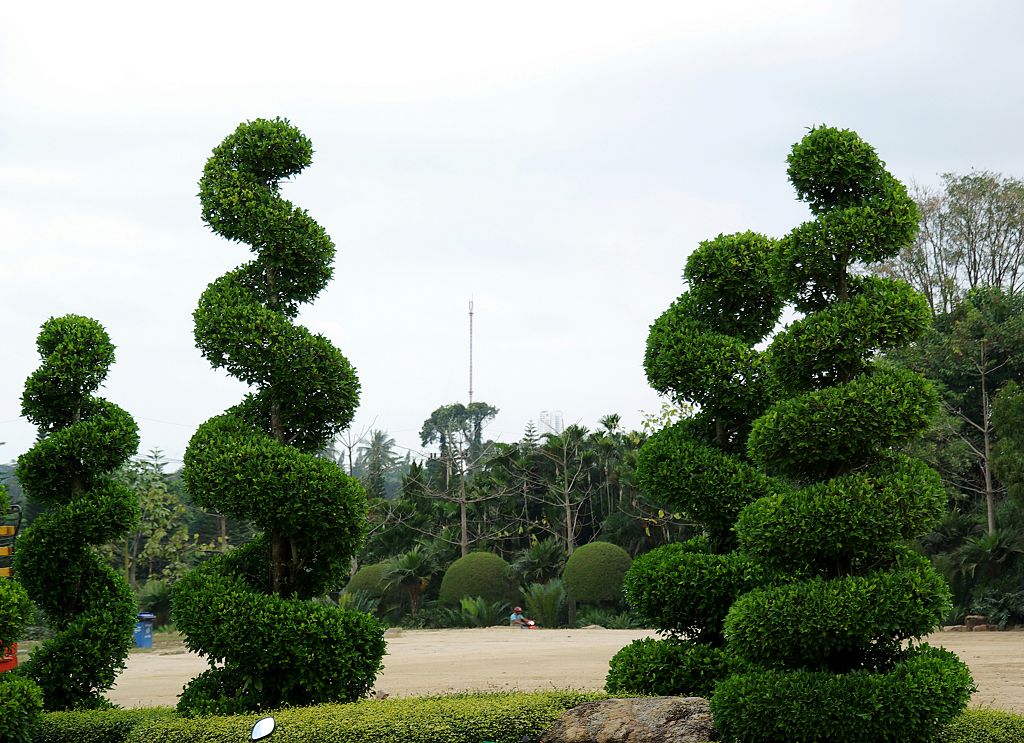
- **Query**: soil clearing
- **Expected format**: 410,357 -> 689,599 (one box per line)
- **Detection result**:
45,627 -> 1021,712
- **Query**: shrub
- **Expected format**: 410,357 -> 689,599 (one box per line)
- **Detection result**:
126,692 -> 603,743
574,607 -> 643,629
715,125 -> 973,741
33,708 -> 174,743
136,580 -> 173,628
14,315 -> 140,711
345,562 -> 390,598
456,596 -> 509,627
172,119 -> 384,714
562,542 -> 632,604
623,537 -> 762,641
523,579 -> 566,628
439,552 -> 519,606
611,228 -> 782,699
606,637 -> 739,697
335,589 -> 380,616
938,709 -> 1024,743
711,645 -> 974,743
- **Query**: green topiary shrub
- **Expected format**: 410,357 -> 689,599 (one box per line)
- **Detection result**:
609,229 -> 783,698
438,552 -> 519,606
171,118 -> 384,715
14,315 -> 140,711
562,542 -> 632,604
345,562 -> 390,598
712,646 -> 973,743
711,126 -> 974,741
622,536 -> 762,641
606,637 -> 740,697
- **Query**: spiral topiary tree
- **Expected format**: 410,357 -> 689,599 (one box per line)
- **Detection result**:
14,315 -> 140,710
606,232 -> 784,697
0,484 -> 43,741
171,118 -> 385,715
711,126 -> 974,742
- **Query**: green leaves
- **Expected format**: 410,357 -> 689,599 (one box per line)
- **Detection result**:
13,317 -> 139,711
177,119 -> 382,713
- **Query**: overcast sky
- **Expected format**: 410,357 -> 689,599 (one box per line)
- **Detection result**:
2,1 -> 1023,468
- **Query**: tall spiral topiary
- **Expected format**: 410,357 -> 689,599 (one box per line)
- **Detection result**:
14,315 -> 140,710
172,118 -> 385,715
606,232 -> 785,697
711,127 -> 974,742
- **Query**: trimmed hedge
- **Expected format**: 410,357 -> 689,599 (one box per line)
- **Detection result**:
30,692 -> 1024,743
562,542 -> 632,604
33,708 -> 174,743
606,637 -> 740,697
34,691 -> 605,743
622,538 -> 762,640
710,645 -> 974,743
939,709 -> 1024,743
439,552 -> 519,606
724,550 -> 951,670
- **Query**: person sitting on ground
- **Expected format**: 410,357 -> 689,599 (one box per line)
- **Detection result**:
510,606 -> 529,627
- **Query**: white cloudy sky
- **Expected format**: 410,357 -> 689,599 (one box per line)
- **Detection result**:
2,1 -> 1023,467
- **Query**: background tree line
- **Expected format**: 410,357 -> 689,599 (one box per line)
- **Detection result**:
873,170 -> 1024,626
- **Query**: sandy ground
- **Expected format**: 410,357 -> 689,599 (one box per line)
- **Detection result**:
86,628 -> 1024,712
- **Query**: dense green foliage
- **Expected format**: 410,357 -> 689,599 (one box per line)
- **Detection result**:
14,315 -> 140,710
609,230 -> 782,697
438,551 -> 519,606
171,118 -> 384,714
561,541 -> 631,604
345,562 -> 390,598
34,692 -> 604,743
713,126 -> 973,741
33,708 -> 175,743
937,709 -> 1024,743
622,537 -> 762,640
29,694 -> 1024,743
606,637 -> 738,697
712,646 -> 974,743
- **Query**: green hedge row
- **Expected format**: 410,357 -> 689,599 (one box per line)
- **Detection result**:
30,692 -> 1024,743
33,691 -> 604,743
938,709 -> 1024,743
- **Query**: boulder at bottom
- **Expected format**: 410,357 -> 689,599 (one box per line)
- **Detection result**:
542,697 -> 718,743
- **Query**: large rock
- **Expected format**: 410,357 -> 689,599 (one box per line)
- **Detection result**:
542,697 -> 718,743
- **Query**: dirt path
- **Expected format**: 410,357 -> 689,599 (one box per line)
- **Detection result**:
101,628 -> 1024,712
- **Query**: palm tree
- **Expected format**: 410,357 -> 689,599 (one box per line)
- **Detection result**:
383,546 -> 435,615
358,429 -> 399,499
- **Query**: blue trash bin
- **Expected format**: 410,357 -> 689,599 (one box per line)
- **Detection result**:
134,612 -> 156,649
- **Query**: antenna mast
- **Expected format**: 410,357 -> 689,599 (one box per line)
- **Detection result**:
468,299 -> 474,404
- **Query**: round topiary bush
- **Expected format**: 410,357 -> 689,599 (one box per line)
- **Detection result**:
438,552 -> 519,606
345,563 -> 390,598
562,542 -> 632,604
